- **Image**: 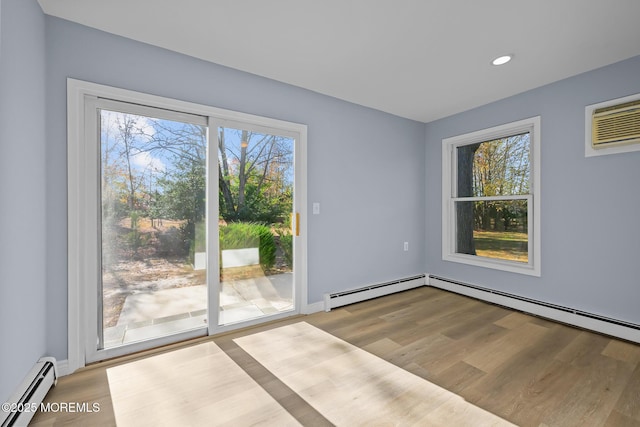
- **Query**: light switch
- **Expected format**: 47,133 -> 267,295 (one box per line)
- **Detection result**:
312,202 -> 320,215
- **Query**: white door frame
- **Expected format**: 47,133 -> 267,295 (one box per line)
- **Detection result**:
67,78 -> 308,372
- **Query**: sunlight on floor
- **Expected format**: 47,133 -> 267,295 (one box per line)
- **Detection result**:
106,342 -> 300,426
235,322 -> 515,426
106,322 -> 514,426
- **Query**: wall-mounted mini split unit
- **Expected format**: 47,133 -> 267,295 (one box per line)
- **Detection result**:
586,93 -> 640,157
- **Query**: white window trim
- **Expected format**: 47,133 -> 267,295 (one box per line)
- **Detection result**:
67,78 -> 308,372
441,116 -> 541,276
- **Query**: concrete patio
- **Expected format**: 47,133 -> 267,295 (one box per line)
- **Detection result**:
104,272 -> 293,348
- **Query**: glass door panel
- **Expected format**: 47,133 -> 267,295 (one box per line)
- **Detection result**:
217,126 -> 295,325
100,108 -> 208,349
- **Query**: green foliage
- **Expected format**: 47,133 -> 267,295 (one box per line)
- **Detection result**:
219,222 -> 260,250
460,133 -> 531,234
220,182 -> 292,224
130,211 -> 140,229
220,222 -> 276,269
179,221 -> 195,258
125,211 -> 143,250
157,158 -> 206,226
192,221 -> 206,253
471,134 -> 530,197
157,226 -> 185,257
101,195 -> 128,225
99,113 -> 293,271
125,230 -> 139,249
280,233 -> 293,267
218,129 -> 294,224
187,220 -> 207,263
155,158 -> 207,258
256,225 -> 276,269
246,185 -> 292,223
473,230 -> 528,263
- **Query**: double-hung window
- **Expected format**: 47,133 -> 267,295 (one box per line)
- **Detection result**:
442,117 -> 541,276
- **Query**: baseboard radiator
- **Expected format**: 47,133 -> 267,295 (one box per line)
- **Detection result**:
324,274 -> 426,312
429,275 -> 640,344
1,357 -> 58,427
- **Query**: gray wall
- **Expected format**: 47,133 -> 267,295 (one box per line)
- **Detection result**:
44,16 -> 426,361
425,55 -> 640,325
0,0 -> 47,403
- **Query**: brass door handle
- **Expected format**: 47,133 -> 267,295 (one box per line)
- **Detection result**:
291,212 -> 300,236
295,212 -> 300,236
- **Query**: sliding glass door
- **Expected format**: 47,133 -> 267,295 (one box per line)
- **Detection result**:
97,101 -> 210,353
73,84 -> 306,365
216,126 -> 296,326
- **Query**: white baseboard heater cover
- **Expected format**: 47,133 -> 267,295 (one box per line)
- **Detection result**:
324,274 -> 426,312
1,357 -> 58,427
429,275 -> 640,344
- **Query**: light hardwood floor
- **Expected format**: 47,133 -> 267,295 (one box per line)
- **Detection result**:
31,287 -> 640,426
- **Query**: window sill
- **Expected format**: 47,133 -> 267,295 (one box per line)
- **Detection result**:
443,253 -> 540,277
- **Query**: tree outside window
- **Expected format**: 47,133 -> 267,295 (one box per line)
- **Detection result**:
442,117 -> 541,276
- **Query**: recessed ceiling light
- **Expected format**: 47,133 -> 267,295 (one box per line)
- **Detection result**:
492,55 -> 513,66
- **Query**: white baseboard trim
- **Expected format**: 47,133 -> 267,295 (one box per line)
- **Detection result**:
429,276 -> 640,344
55,359 -> 73,377
303,301 -> 325,314
324,275 -> 426,312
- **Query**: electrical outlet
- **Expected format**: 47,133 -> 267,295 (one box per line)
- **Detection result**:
403,242 -> 409,251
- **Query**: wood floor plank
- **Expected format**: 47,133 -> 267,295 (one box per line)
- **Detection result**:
492,311 -> 535,330
463,322 -> 549,373
605,410 -> 640,427
612,363 -> 640,422
362,337 -> 403,356
404,323 -> 507,375
387,332 -> 456,371
31,287 -> 640,426
105,342 -> 301,427
440,304 -> 511,340
391,298 -> 485,346
434,361 -> 486,394
330,316 -> 404,347
466,325 -> 582,425
215,338 -> 333,426
555,330 -> 611,367
235,322 -> 515,427
602,339 -> 640,365
341,286 -> 433,318
539,357 -> 633,427
500,359 -> 582,426
30,367 -> 117,427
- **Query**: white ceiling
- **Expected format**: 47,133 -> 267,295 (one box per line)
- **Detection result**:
38,0 -> 640,123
